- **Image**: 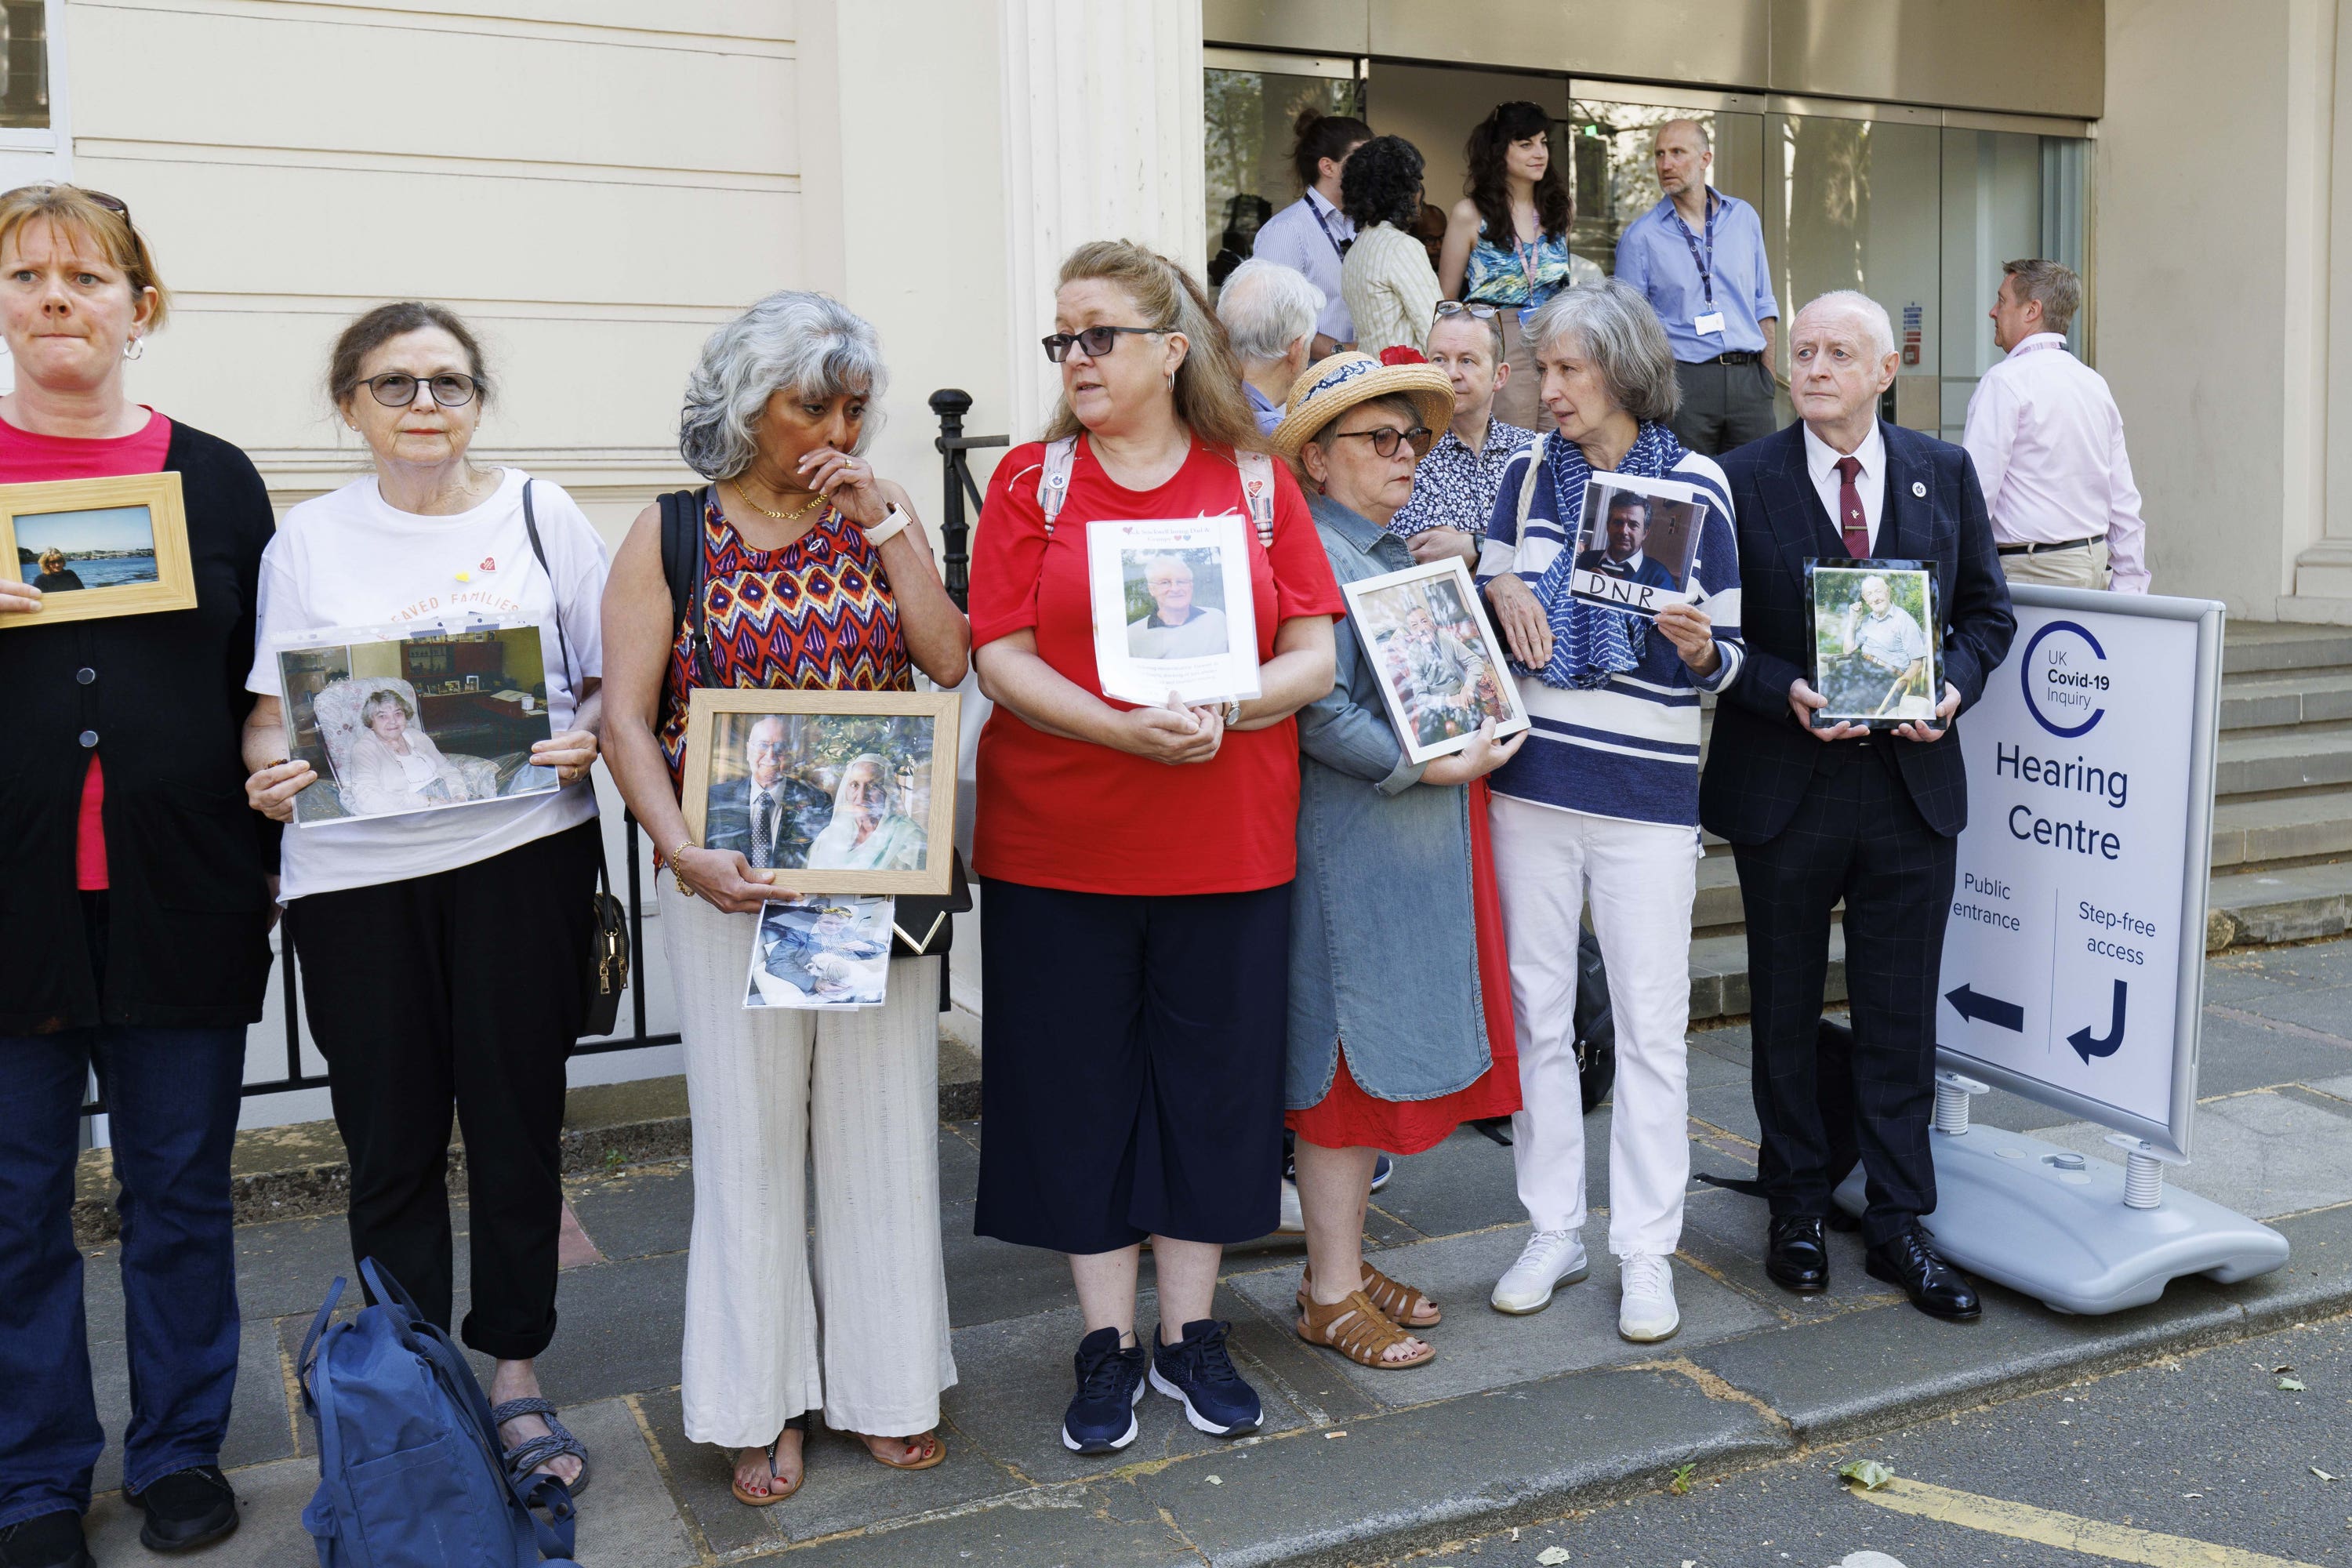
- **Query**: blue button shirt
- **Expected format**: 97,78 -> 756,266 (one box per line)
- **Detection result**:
1613,191 -> 1779,362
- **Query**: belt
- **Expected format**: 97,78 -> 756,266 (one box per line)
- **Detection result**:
1702,350 -> 1762,365
1997,535 -> 2098,556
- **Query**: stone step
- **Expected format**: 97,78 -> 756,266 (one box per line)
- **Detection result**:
2220,671 -> 2352,731
1693,851 -> 1744,930
2211,786 -> 2352,869
2217,728 -> 2352,797
2222,622 -> 2352,676
2205,860 -> 2352,950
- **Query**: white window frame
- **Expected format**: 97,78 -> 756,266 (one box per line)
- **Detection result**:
0,0 -> 70,183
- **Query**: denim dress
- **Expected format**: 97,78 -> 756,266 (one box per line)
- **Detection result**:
1287,495 -> 1494,1109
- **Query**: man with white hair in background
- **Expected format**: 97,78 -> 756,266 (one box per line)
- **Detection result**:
1702,290 -> 2014,1326
1962,258 -> 2148,591
1217,258 -> 1325,436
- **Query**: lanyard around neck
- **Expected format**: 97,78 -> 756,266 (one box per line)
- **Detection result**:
1668,191 -> 1720,305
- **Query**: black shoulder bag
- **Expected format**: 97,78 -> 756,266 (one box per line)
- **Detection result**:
520,479 -> 631,1036
654,488 -> 970,963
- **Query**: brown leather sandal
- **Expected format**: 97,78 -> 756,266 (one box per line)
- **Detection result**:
1295,1289 -> 1436,1369
1298,1263 -> 1440,1329
863,1431 -> 946,1472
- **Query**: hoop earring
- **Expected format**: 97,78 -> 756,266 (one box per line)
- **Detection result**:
123,336 -> 144,361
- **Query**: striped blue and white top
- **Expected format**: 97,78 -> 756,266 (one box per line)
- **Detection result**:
1476,437 -> 1744,828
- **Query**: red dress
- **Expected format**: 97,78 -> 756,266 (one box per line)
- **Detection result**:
1287,778 -> 1523,1154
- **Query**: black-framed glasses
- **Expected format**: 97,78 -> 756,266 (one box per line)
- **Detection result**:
1432,301 -> 1499,321
1330,424 -> 1431,458
362,372 -> 480,408
1041,324 -> 1172,363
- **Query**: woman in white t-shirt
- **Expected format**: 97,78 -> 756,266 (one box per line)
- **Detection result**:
238,302 -> 607,1502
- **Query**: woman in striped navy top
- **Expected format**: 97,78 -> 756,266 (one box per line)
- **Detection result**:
1472,279 -> 1744,1345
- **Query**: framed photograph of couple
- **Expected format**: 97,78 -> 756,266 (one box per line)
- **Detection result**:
1,472 -> 197,630
680,689 -> 960,896
1567,472 -> 1707,620
1805,559 -> 1944,728
1340,557 -> 1530,766
1086,514 -> 1262,707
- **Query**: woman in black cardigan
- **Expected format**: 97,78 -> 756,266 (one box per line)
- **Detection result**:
0,187 -> 274,1568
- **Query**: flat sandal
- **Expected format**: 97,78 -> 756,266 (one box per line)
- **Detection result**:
1296,1288 -> 1436,1370
731,1414 -> 809,1508
864,1431 -> 946,1472
1298,1263 -> 1440,1328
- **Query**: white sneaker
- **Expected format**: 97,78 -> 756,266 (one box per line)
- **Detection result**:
1490,1229 -> 1588,1315
1276,1178 -> 1305,1234
1617,1253 -> 1681,1343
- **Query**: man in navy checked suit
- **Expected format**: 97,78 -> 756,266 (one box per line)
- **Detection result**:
1701,292 -> 2015,1322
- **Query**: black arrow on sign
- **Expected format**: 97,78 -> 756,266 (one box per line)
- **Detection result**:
2067,980 -> 2129,1064
1944,983 -> 2024,1032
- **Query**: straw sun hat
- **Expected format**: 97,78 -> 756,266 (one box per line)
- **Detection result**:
1267,350 -> 1456,462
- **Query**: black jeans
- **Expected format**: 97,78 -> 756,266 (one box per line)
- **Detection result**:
285,821 -> 597,1359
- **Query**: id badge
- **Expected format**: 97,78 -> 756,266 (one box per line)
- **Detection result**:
1693,310 -> 1726,336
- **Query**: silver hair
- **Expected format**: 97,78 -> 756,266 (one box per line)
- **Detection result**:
1526,278 -> 1681,425
1216,259 -> 1325,365
678,291 -> 887,480
359,688 -> 414,725
1797,290 -> 1896,361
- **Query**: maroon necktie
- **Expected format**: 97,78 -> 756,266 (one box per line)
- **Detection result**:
1835,455 -> 1870,558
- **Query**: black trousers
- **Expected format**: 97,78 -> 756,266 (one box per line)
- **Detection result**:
285,820 -> 597,1359
1669,356 -> 1780,457
1730,742 -> 1956,1247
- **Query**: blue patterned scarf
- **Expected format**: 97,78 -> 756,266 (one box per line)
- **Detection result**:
1526,421 -> 1686,689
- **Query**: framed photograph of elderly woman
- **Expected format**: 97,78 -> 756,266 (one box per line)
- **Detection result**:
0,471 -> 197,630
679,688 -> 961,897
1085,514 -> 1262,706
1341,557 -> 1531,766
1805,559 -> 1944,728
274,621 -> 564,825
1566,473 -> 1707,621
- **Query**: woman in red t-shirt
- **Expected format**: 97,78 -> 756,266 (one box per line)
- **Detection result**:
970,242 -> 1341,1454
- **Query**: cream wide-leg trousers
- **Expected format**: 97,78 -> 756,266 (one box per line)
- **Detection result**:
1489,793 -> 1700,1259
660,875 -> 957,1446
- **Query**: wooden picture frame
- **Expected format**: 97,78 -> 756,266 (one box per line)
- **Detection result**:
681,688 -> 961,896
0,472 -> 196,630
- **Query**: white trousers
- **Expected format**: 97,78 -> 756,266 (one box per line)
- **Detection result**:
1490,793 -> 1698,1258
662,877 -> 957,1446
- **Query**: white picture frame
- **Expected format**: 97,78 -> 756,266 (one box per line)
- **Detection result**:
1340,557 -> 1532,766
1568,471 -> 1708,621
1086,514 -> 1262,706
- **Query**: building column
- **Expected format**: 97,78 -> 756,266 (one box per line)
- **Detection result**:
998,0 -> 1206,437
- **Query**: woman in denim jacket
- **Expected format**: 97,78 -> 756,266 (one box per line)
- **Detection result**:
1269,351 -> 1526,1371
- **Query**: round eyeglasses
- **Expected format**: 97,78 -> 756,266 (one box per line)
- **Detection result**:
363,372 -> 480,408
1328,425 -> 1431,459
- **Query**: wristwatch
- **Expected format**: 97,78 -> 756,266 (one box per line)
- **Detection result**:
1221,699 -> 1244,726
864,506 -> 913,549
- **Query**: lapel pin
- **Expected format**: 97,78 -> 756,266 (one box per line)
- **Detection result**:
1911,481 -> 1926,498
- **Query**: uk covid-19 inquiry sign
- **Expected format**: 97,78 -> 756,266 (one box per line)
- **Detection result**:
1937,588 -> 2224,1156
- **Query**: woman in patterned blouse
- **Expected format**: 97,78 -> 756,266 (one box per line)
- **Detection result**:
601,292 -> 969,1508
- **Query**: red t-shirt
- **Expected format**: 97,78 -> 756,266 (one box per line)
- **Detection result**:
0,408 -> 176,891
970,436 -> 1344,896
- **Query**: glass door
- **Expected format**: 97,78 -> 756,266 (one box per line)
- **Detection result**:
1203,48 -> 1363,292
1565,94 -> 1766,280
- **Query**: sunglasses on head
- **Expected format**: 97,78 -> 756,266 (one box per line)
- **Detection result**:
1432,301 -> 1500,321
2,185 -> 133,228
1041,324 -> 1172,363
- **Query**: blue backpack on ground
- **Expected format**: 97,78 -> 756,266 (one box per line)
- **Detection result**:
298,1258 -> 583,1567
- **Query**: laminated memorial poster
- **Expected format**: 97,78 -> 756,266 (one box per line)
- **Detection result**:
1566,471 -> 1708,620
1086,514 -> 1261,706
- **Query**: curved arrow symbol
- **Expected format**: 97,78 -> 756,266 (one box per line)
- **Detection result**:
2067,980 -> 2128,1064
1945,984 -> 2024,1032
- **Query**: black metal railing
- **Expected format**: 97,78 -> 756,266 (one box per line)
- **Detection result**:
82,392 -> 1009,1117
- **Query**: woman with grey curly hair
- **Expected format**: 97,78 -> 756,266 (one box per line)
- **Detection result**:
599,289 -> 968,1507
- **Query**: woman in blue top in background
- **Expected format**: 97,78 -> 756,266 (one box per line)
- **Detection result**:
1439,101 -> 1603,430
1474,280 -> 1743,1348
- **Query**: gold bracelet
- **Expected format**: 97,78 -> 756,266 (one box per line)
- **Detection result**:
669,840 -> 699,898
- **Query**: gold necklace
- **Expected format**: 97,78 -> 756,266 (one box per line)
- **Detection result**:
731,481 -> 827,523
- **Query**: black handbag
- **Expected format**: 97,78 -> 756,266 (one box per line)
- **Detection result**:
655,488 -> 971,963
521,479 -> 631,1035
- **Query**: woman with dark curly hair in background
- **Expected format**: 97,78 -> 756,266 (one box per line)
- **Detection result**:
1338,135 -> 1442,358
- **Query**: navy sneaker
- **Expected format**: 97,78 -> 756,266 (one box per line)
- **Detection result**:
1369,1154 -> 1396,1193
1062,1326 -> 1147,1454
1149,1319 -> 1262,1438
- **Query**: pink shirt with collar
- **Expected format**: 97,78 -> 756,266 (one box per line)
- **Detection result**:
1962,332 -> 2149,592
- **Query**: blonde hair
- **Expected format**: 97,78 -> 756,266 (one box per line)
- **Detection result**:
38,547 -> 65,572
1044,241 -> 1263,452
0,185 -> 169,329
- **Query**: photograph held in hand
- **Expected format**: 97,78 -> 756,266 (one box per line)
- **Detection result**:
1566,472 -> 1706,621
1341,556 -> 1530,764
1805,559 -> 1943,727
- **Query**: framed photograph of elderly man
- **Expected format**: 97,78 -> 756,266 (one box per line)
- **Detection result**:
1566,473 -> 1707,620
0,471 -> 197,630
1085,514 -> 1262,706
1341,557 -> 1531,766
1806,560 -> 1944,728
679,688 -> 960,897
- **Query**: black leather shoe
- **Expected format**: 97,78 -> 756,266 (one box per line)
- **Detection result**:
131,1465 -> 238,1552
1866,1226 -> 1982,1322
1764,1215 -> 1829,1294
0,1511 -> 93,1568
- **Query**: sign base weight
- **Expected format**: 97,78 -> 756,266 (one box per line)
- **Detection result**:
1832,1124 -> 2288,1316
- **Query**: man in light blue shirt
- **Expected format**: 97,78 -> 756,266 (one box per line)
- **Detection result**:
1252,180 -> 1359,354
1613,118 -> 1780,456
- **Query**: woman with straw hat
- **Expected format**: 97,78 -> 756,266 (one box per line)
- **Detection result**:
1267,351 -> 1527,1370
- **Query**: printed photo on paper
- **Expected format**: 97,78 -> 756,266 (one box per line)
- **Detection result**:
1087,515 -> 1261,706
275,622 -> 561,826
1805,560 -> 1944,728
745,895 -> 895,1010
1341,557 -> 1530,766
1567,474 -> 1706,621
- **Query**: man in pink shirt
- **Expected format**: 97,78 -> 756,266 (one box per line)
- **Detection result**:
1962,259 -> 2149,593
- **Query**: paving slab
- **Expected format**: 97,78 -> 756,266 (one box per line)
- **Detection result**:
2206,1194 -> 2352,1331
744,1483 -> 1204,1566
533,1396 -> 701,1568
84,1318 -> 293,1495
86,1454 -> 319,1566
1676,1185 -> 1906,1321
1351,1123 -> 1534,1241
2036,1088 -> 2352,1220
564,1157 -> 695,1263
